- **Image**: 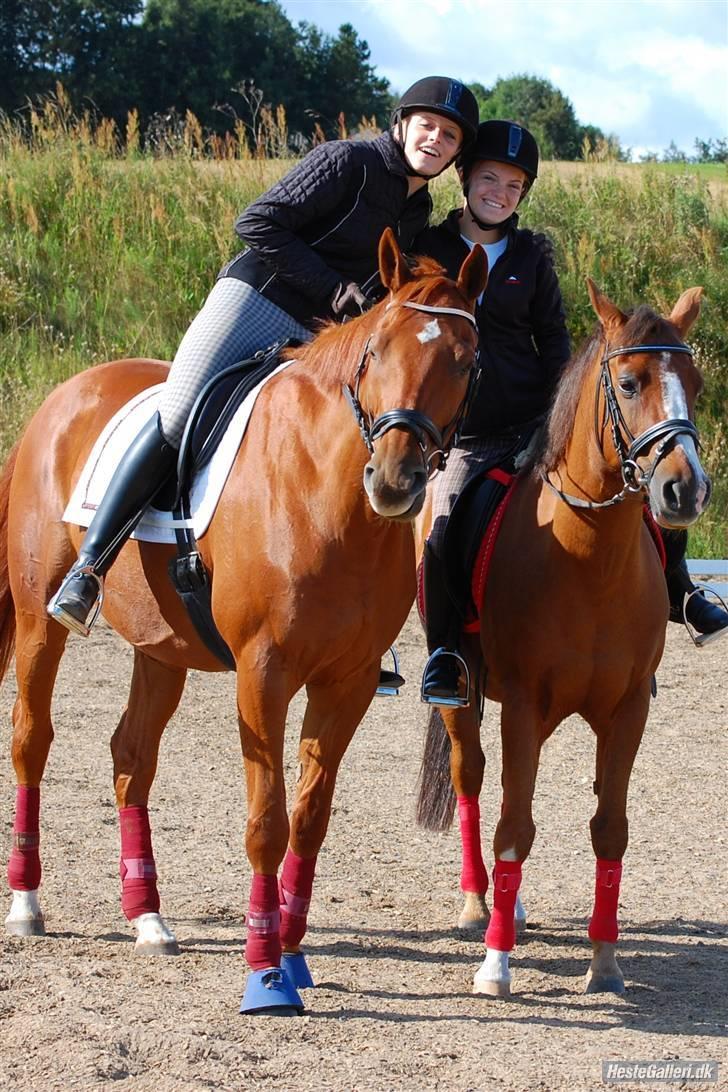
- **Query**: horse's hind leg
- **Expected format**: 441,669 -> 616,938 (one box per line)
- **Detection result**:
111,648 -> 187,954
6,613 -> 68,936
585,685 -> 650,995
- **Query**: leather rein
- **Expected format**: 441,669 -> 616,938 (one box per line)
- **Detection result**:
542,341 -> 698,510
343,301 -> 480,477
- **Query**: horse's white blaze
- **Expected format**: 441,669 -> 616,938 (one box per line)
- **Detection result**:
6,889 -> 43,925
132,911 -> 176,947
416,318 -> 442,344
660,364 -> 707,505
474,948 -> 511,991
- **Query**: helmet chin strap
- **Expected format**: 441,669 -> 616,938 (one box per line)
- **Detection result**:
465,195 -> 513,232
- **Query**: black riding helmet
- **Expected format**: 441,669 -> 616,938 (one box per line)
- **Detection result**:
460,120 -> 539,199
391,77 -> 479,178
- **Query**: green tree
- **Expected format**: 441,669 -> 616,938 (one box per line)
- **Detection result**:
478,74 -> 583,159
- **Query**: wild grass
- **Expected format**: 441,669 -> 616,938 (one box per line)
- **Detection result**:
1,103 -> 726,554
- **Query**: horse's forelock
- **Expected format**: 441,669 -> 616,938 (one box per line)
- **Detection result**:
538,304 -> 684,474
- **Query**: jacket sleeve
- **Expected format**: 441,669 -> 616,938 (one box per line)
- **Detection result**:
235,141 -> 363,305
530,252 -> 571,397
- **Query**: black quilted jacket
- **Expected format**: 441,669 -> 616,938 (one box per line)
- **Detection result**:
221,132 -> 432,327
414,210 -> 571,435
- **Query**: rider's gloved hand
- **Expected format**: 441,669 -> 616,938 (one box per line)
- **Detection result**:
330,281 -> 368,319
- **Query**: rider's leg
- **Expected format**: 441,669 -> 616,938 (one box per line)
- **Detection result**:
421,540 -> 464,701
663,528 -> 728,642
48,279 -> 310,636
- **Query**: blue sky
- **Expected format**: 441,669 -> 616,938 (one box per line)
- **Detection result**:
277,0 -> 728,158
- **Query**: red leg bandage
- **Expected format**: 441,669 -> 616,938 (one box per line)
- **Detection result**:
246,873 -> 281,971
279,849 -> 317,949
119,805 -> 160,921
484,859 -> 522,952
7,786 -> 41,891
588,858 -> 622,944
457,796 -> 488,893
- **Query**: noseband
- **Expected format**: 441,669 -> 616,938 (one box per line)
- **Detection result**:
543,341 -> 699,510
343,301 -> 480,476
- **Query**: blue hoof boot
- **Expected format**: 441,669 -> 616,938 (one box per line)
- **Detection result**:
281,951 -> 315,989
239,967 -> 304,1015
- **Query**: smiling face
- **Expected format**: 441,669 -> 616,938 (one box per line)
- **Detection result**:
401,111 -> 464,177
465,158 -> 528,228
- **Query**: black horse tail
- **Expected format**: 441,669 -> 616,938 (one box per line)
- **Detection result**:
415,706 -> 456,832
0,442 -> 19,686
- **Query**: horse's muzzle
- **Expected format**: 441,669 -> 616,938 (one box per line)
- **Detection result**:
649,450 -> 711,528
363,458 -> 428,520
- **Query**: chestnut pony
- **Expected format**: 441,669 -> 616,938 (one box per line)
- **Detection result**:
0,230 -> 485,1014
416,280 -> 710,998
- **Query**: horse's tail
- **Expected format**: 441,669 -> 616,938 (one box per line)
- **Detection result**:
415,706 -> 456,832
0,442 -> 19,685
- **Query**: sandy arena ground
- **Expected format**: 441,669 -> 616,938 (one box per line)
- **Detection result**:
0,611 -> 726,1091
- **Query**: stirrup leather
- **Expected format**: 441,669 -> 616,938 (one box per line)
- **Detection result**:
683,584 -> 728,649
420,648 -> 471,708
47,565 -> 105,638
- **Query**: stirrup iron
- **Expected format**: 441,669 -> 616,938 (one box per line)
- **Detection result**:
420,648 -> 471,708
376,644 -> 405,698
47,565 -> 105,637
683,584 -> 728,649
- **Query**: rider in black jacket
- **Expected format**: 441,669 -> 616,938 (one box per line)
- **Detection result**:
48,77 -> 479,645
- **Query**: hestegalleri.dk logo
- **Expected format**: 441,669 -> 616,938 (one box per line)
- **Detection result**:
602,1059 -> 719,1083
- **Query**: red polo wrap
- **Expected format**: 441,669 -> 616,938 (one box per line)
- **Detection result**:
7,786 -> 41,891
588,858 -> 623,943
457,796 -> 488,893
485,859 -> 522,952
246,873 -> 282,971
279,849 -> 317,949
118,805 -> 160,920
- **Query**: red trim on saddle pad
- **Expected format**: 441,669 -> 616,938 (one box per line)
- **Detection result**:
7,786 -> 41,891
642,506 -> 667,570
465,470 -> 518,633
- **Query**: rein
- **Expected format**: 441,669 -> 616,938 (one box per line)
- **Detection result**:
342,300 -> 480,476
542,341 -> 698,510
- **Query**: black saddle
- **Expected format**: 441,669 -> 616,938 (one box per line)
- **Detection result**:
442,471 -> 511,619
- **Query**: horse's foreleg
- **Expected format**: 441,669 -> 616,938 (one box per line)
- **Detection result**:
473,699 -> 541,998
278,669 -> 379,990
111,649 -> 187,955
585,685 -> 650,995
6,614 -> 67,937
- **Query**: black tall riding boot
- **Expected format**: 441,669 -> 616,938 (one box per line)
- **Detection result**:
47,412 -> 177,636
663,528 -> 728,646
420,542 -> 467,706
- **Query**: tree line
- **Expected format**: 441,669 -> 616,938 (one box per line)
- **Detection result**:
2,1 -> 723,161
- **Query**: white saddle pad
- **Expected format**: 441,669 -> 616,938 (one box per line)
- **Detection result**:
63,359 -> 294,544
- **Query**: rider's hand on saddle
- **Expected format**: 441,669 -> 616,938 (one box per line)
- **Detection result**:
532,232 -> 556,267
330,281 -> 368,319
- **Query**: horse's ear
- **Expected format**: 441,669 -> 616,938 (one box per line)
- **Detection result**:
457,244 -> 488,303
587,277 -> 628,336
379,227 -> 413,292
669,286 -> 703,338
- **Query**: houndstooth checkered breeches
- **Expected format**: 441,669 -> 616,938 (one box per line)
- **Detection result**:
158,278 -> 311,447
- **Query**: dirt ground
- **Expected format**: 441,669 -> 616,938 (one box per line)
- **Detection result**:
0,610 -> 726,1092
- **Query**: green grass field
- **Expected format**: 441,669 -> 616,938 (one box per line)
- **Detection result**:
1,110 -> 726,554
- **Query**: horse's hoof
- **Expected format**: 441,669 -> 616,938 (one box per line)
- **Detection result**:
473,974 -> 511,998
584,971 -> 625,994
5,915 -> 46,937
240,968 -> 304,1015
131,912 -> 179,955
280,951 -> 315,989
457,911 -> 489,933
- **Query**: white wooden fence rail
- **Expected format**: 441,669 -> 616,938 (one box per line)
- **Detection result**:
687,559 -> 728,596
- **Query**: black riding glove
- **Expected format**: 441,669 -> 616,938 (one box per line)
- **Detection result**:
330,281 -> 368,319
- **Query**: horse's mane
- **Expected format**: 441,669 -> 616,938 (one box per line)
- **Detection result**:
283,256 -> 462,384
537,304 -> 683,472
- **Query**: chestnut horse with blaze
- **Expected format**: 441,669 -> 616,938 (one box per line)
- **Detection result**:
0,230 -> 485,1014
417,280 -> 710,997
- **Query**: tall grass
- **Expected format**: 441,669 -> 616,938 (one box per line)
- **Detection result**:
1,103 -> 726,554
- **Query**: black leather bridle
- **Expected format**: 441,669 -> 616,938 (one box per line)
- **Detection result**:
343,301 -> 480,477
543,341 -> 699,510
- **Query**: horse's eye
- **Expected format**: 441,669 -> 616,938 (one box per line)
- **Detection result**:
618,376 -> 638,397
